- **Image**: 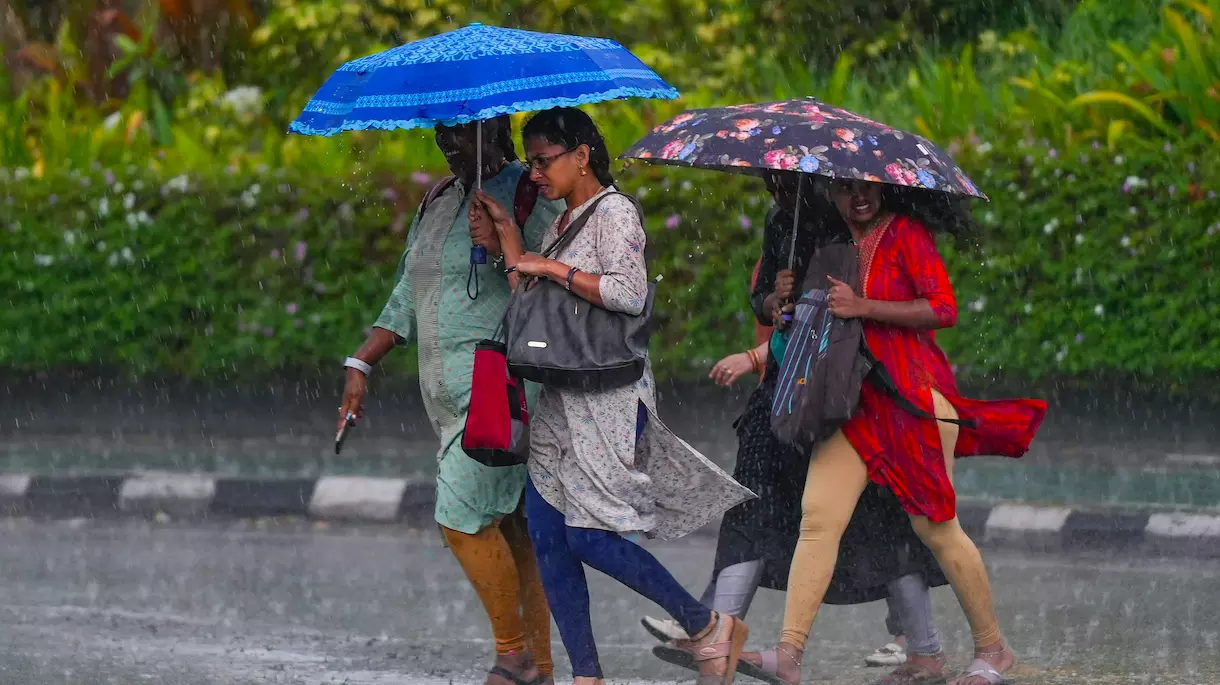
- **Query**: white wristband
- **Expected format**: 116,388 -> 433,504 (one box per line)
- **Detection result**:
344,356 -> 373,376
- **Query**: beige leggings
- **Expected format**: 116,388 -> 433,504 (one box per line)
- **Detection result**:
779,389 -> 1002,652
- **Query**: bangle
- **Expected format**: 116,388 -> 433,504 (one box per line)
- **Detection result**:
505,266 -> 517,275
564,266 -> 579,291
344,356 -> 372,376
746,348 -> 762,374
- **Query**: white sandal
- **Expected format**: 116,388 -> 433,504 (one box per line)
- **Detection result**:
948,658 -> 1008,685
865,642 -> 907,667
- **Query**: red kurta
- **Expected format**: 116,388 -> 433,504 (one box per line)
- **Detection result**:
840,215 -> 1047,522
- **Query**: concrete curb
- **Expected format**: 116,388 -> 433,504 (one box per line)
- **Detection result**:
1,472 -> 1218,556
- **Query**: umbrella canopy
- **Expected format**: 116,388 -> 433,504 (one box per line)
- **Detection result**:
289,23 -> 680,137
619,97 -> 985,199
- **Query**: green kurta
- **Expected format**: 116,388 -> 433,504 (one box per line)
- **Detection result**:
374,162 -> 560,534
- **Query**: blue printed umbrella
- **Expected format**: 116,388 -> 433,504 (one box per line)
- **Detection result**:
289,23 -> 679,138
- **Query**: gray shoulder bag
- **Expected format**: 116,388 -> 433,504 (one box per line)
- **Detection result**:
502,192 -> 656,391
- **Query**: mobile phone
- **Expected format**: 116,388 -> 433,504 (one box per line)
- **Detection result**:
334,411 -> 356,455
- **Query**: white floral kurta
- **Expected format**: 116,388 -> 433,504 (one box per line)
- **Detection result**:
528,187 -> 756,540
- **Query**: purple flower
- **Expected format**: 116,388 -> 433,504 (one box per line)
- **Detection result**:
411,171 -> 433,186
665,214 -> 681,230
294,208 -> 310,223
1122,183 -> 1132,193
1075,333 -> 1086,344
104,170 -> 116,185
262,327 -> 275,337
1210,191 -> 1218,200
381,187 -> 399,202
294,241 -> 308,262
1164,142 -> 1173,153
1048,149 -> 1058,159
1024,155 -> 1034,165
270,248 -> 282,259
286,303 -> 298,314
738,214 -> 752,230
1092,141 -> 1102,149
1169,185 -> 1177,195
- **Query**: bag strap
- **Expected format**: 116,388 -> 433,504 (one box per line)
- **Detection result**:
539,191 -> 642,259
418,175 -> 458,216
491,191 -> 644,341
513,174 -> 540,230
861,344 -> 977,429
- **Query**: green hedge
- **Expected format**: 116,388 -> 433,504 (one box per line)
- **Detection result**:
2,135 -> 1218,382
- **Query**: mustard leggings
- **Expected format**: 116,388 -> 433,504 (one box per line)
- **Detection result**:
780,389 -> 1002,653
441,507 -> 554,676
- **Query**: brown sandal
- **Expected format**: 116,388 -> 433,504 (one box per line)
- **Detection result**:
691,613 -> 749,685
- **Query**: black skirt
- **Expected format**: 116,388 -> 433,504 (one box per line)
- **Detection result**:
712,362 -> 947,605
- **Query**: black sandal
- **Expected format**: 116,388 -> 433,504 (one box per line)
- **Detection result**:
488,665 -> 543,685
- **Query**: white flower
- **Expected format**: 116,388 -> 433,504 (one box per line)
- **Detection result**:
1042,218 -> 1059,235
107,252 -> 119,267
248,183 -> 261,196
163,175 -> 190,194
1121,235 -> 1131,247
636,186 -> 650,199
1055,348 -> 1068,363
1017,191 -> 1027,201
968,297 -> 987,312
1129,206 -> 1138,216
126,213 -> 140,229
124,193 -> 136,210
1024,302 -> 1033,314
97,197 -> 110,217
1124,175 -> 1147,189
1114,155 -> 1125,164
241,192 -> 257,208
76,210 -> 87,222
63,230 -> 77,246
9,221 -> 19,232
33,254 -> 54,267
1075,267 -> 1084,284
680,180 -> 693,191
120,247 -> 135,263
96,241 -> 107,251
1094,304 -> 1105,316
132,181 -> 145,191
103,111 -> 123,131
976,142 -> 993,154
1075,233 -> 1084,245
221,86 -> 264,117
138,211 -> 152,225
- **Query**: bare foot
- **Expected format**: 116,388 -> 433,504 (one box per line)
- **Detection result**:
947,643 -> 1015,685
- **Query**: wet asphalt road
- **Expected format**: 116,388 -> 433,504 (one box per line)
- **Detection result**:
0,518 -> 1217,685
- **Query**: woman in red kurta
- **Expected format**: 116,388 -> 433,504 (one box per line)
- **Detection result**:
742,179 -> 1046,685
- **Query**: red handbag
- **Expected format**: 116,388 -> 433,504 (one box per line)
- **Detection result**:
462,340 -> 530,467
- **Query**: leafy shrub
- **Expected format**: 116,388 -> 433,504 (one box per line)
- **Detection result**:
3,133 -> 1218,384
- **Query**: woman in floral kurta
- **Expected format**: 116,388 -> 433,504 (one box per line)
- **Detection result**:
472,107 -> 754,685
339,117 -> 563,685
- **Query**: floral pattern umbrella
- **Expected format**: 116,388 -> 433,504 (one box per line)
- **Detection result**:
620,97 -> 986,199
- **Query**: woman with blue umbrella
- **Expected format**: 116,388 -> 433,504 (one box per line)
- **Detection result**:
292,24 -> 681,685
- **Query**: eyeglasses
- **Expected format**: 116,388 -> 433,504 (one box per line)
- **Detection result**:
526,147 -> 578,171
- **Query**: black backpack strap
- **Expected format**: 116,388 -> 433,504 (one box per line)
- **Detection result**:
417,175 -> 458,217
861,345 -> 977,429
